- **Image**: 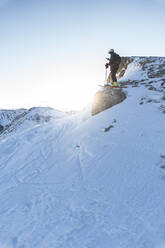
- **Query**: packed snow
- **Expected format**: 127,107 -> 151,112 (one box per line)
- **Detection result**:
0,57 -> 165,248
119,58 -> 148,82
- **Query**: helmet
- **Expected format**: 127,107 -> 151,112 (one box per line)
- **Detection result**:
108,49 -> 114,54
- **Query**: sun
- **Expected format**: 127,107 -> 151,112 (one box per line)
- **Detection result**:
52,82 -> 97,111
17,61 -> 101,111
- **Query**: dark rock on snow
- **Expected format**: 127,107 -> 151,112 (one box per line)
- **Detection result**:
0,124 -> 3,132
92,87 -> 126,116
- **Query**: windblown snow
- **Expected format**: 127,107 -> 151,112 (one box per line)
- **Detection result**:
0,57 -> 165,248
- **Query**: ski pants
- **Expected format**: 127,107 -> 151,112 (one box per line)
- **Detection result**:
110,67 -> 119,82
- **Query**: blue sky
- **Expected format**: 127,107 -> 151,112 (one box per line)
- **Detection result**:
0,0 -> 165,110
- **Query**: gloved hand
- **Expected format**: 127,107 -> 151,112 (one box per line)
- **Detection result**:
105,63 -> 109,69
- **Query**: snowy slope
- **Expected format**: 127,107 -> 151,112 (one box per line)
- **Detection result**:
0,57 -> 165,248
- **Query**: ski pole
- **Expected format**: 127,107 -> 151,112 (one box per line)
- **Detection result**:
104,69 -> 108,85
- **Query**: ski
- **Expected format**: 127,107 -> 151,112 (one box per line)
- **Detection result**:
98,84 -> 127,89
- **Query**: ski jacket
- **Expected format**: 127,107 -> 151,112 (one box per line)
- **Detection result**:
109,52 -> 121,69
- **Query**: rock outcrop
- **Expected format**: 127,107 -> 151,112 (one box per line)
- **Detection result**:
117,57 -> 134,78
92,56 -> 131,116
0,124 -> 3,133
92,87 -> 126,116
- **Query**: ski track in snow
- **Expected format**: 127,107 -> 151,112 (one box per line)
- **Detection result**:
0,58 -> 165,247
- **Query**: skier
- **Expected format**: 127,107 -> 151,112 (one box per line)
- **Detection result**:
105,49 -> 121,86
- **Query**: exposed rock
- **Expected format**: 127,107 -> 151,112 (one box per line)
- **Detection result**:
148,86 -> 157,91
0,124 -> 3,133
92,87 -> 126,116
161,95 -> 165,100
138,57 -> 165,78
104,125 -> 114,132
117,57 -> 134,78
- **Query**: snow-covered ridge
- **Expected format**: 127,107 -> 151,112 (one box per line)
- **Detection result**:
120,56 -> 165,90
0,109 -> 27,126
0,107 -> 68,135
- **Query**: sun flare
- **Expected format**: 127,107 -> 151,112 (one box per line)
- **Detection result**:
52,82 -> 97,111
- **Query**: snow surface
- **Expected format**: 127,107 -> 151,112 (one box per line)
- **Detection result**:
119,58 -> 148,81
0,57 -> 165,248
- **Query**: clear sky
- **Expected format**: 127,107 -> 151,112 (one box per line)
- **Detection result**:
0,0 -> 165,110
